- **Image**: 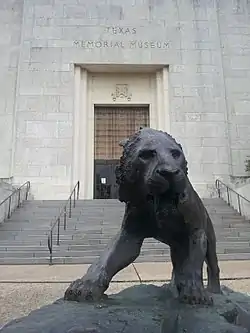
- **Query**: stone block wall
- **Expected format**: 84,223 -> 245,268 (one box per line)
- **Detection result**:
0,0 -> 24,178
0,0 -> 250,198
218,0 -> 250,176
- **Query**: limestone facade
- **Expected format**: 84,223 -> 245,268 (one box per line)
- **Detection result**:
1,0 -> 250,199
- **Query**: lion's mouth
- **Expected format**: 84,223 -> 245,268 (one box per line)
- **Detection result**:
147,173 -> 186,196
147,179 -> 170,195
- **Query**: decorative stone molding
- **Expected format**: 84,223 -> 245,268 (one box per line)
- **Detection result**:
111,84 -> 132,101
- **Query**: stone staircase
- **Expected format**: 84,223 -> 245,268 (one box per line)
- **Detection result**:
0,198 -> 250,264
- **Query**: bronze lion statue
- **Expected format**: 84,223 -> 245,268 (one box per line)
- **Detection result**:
64,128 -> 221,305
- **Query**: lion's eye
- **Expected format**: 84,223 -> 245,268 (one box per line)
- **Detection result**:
139,149 -> 155,160
171,149 -> 181,159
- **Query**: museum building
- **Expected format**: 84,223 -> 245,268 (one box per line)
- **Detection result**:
1,0 -> 250,199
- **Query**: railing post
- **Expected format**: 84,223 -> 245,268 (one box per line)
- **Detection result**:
57,217 -> 60,245
237,194 -> 242,215
218,186 -> 221,198
47,181 -> 79,264
227,187 -> 230,206
69,196 -> 72,218
25,182 -> 29,200
77,181 -> 80,200
17,189 -> 21,208
64,206 -> 67,230
49,230 -> 53,265
215,180 -> 220,198
7,197 -> 11,218
73,188 -> 76,208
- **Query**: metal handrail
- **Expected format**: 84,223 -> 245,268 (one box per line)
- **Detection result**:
215,179 -> 250,216
47,181 -> 80,265
0,181 -> 31,219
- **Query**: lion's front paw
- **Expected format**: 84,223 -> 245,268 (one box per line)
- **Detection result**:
64,277 -> 108,302
177,279 -> 213,306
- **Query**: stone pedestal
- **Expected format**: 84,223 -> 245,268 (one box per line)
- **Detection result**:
1,284 -> 250,333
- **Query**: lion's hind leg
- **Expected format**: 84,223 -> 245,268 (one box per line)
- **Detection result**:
170,229 -> 213,305
205,221 -> 221,294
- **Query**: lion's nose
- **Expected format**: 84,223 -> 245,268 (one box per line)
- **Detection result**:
156,167 -> 179,179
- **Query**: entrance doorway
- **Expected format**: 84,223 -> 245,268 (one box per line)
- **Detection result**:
94,106 -> 149,199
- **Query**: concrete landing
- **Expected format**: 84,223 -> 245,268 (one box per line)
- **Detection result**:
1,260 -> 250,283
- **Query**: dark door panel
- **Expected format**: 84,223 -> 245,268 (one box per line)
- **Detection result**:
94,159 -> 119,199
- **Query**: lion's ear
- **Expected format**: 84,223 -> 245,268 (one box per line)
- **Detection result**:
178,143 -> 183,151
119,138 -> 129,147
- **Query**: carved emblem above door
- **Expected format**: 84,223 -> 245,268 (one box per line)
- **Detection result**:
111,84 -> 132,101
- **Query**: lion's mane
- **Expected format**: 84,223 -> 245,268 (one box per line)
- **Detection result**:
115,128 -> 188,204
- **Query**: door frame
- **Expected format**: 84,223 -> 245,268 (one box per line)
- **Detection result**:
72,66 -> 170,199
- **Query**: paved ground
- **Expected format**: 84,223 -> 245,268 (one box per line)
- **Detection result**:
1,261 -> 250,326
1,261 -> 250,282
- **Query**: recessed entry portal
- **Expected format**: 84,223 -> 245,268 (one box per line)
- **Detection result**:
94,105 -> 149,199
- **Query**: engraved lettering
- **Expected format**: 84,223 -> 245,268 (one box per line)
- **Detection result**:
73,40 -> 171,49
105,26 -> 137,35
114,41 -> 123,48
87,41 -> 94,48
95,41 -> 102,48
129,41 -> 137,49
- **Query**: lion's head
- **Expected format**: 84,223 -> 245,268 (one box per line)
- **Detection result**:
115,128 -> 188,204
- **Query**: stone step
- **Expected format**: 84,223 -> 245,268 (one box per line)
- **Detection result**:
0,245 -> 49,252
4,208 -> 244,216
3,218 -> 59,225
5,216 -> 124,224
8,209 -> 124,214
14,203 -> 235,210
210,214 -> 242,218
0,231 -> 50,239
2,221 -> 247,234
0,235 -> 230,244
0,248 -> 171,258
1,219 -> 123,227
3,210 -> 244,219
1,243 -> 250,258
0,231 -> 231,241
0,225 -> 121,233
1,240 -> 250,252
5,221 -> 250,230
0,196 -> 249,265
24,198 -> 225,205
1,237 -> 250,248
3,224 -> 250,236
0,250 -> 104,258
0,257 -> 98,265
4,231 -> 250,243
